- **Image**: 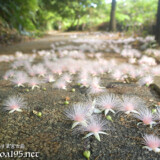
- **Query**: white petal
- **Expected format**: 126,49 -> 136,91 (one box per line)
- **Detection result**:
49,79 -> 55,83
143,146 -> 152,151
83,133 -> 94,139
71,122 -> 80,129
151,121 -> 157,125
94,133 -> 101,141
137,122 -> 142,126
94,108 -> 102,113
9,110 -> 15,113
92,99 -> 96,107
131,110 -> 139,114
81,121 -> 88,127
125,111 -> 130,114
110,109 -> 115,114
32,86 -> 35,90
17,84 -> 24,87
149,121 -> 156,129
104,109 -> 109,116
99,86 -> 105,89
154,148 -> 160,153
63,87 -> 67,90
16,108 -> 23,112
98,131 -> 108,135
33,85 -> 40,90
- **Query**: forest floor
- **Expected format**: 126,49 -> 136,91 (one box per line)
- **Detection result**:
0,31 -> 88,55
0,31 -> 127,55
0,32 -> 160,160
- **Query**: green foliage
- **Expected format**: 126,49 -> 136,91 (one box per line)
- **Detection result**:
0,0 -> 158,34
0,0 -> 38,31
116,0 -> 158,31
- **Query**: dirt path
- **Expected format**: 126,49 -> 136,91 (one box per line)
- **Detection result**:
0,31 -> 122,55
0,32 -> 71,55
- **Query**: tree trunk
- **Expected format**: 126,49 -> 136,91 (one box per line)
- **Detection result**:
109,0 -> 116,31
76,18 -> 80,31
156,0 -> 160,44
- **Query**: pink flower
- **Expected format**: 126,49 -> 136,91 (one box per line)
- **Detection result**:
121,48 -> 141,58
44,75 -> 55,83
80,79 -> 91,88
48,63 -> 63,75
143,134 -> 160,152
87,77 -> 105,94
68,66 -> 78,74
78,71 -> 90,87
32,64 -> 47,77
152,66 -> 160,76
3,70 -> 15,80
25,64 -> 36,77
77,115 -> 109,141
28,78 -> 40,90
118,95 -> 144,114
133,107 -> 157,128
3,95 -> 27,113
138,75 -> 153,87
65,103 -> 90,128
61,73 -> 72,83
82,100 -> 100,115
53,79 -> 67,90
138,56 -> 157,66
11,71 -> 28,87
88,68 -> 98,76
111,70 -> 123,81
11,60 -> 24,69
96,93 -> 121,115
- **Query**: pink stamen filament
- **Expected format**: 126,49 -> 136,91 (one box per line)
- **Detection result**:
125,104 -> 134,111
74,115 -> 84,122
11,105 -> 19,109
143,117 -> 152,125
104,105 -> 112,109
90,125 -> 101,133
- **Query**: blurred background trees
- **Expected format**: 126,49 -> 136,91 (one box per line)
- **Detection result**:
0,0 -> 158,37
156,0 -> 160,44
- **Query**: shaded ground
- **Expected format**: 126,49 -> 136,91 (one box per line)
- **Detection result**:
0,32 -> 160,160
0,31 -> 123,55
